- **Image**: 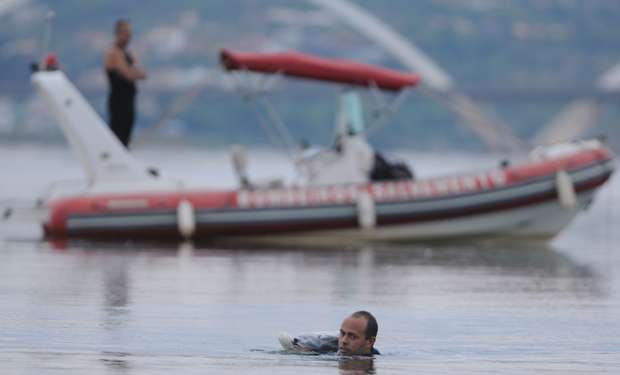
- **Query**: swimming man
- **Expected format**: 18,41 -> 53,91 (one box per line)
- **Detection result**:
338,310 -> 380,356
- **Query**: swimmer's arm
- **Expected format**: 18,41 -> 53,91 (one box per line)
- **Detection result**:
105,47 -> 146,81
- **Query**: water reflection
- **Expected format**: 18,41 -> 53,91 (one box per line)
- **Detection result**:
101,255 -> 130,330
45,238 -> 605,308
100,352 -> 131,374
369,242 -> 597,278
338,357 -> 375,374
204,242 -> 603,294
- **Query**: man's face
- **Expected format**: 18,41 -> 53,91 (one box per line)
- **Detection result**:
116,23 -> 132,46
338,316 -> 374,356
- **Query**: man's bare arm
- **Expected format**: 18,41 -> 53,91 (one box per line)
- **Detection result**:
105,47 -> 146,81
129,51 -> 147,79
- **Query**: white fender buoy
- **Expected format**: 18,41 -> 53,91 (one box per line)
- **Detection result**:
555,170 -> 577,209
356,190 -> 376,229
177,199 -> 196,238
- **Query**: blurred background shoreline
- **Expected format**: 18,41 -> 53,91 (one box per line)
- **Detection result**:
1,0 -> 619,151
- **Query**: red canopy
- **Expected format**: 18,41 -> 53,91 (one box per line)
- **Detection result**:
220,49 -> 421,91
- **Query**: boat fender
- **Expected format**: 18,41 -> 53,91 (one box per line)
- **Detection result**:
555,170 -> 577,209
177,199 -> 196,238
356,190 -> 376,229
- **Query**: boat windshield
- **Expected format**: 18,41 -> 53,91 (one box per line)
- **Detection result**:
340,92 -> 364,135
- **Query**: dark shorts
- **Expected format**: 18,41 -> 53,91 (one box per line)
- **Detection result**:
108,95 -> 135,147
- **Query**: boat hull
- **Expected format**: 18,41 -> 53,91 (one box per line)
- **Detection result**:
43,142 -> 614,243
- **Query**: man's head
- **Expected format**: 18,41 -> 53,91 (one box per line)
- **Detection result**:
114,19 -> 132,47
338,311 -> 378,356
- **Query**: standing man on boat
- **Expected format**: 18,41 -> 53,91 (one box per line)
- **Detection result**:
104,19 -> 147,148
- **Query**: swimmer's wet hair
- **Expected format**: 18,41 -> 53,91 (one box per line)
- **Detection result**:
351,311 -> 378,340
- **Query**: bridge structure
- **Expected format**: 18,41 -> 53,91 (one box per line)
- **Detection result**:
308,0 -> 619,150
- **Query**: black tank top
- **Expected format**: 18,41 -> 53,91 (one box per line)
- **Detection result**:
106,48 -> 136,101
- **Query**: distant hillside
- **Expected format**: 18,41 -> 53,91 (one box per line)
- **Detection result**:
1,0 -> 619,150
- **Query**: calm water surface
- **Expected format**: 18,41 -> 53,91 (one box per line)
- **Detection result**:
1,144 -> 619,374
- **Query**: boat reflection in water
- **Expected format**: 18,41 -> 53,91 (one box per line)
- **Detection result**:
47,238 -> 605,313
48,238 -> 602,299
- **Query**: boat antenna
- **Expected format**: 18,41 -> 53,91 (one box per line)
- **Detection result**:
41,10 -> 55,58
